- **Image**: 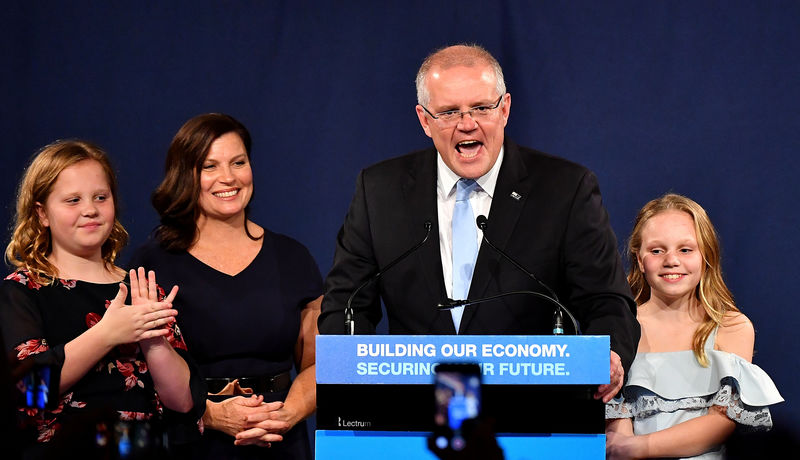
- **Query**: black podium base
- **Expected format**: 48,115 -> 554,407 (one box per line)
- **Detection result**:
317,384 -> 604,433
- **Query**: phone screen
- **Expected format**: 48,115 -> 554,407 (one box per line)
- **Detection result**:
432,363 -> 481,451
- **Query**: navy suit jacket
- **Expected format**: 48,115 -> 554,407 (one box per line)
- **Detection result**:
318,139 -> 640,373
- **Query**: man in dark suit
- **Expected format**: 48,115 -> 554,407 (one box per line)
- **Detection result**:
318,44 -> 639,401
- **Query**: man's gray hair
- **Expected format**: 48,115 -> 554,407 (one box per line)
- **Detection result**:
415,44 -> 506,107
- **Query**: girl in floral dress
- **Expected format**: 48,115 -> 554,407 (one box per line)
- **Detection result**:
0,140 -> 204,457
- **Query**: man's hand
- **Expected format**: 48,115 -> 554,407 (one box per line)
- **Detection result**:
594,350 -> 624,402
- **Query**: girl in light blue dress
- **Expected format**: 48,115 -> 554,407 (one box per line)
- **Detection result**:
606,194 -> 782,459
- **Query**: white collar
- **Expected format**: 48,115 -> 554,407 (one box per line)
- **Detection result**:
437,145 -> 505,198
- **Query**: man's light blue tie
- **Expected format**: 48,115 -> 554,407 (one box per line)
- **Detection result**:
451,178 -> 479,332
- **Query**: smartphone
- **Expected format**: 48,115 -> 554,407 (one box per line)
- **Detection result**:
431,362 -> 482,452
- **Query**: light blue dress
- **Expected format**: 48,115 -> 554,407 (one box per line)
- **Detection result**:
606,328 -> 783,459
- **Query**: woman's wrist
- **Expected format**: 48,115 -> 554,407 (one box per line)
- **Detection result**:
273,403 -> 296,429
201,399 -> 218,430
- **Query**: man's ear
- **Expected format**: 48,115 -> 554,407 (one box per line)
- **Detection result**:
415,105 -> 433,138
500,92 -> 511,127
35,202 -> 49,228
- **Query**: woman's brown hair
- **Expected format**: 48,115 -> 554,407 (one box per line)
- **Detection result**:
152,113 -> 255,251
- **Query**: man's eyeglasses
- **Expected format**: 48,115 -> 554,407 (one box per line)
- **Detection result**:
421,94 -> 505,125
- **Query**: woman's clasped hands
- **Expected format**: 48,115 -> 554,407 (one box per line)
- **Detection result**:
204,390 -> 291,448
235,397 -> 294,447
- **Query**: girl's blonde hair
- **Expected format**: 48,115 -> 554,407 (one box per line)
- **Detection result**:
627,193 -> 738,366
5,140 -> 128,284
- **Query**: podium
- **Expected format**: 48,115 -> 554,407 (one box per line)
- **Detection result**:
316,335 -> 609,459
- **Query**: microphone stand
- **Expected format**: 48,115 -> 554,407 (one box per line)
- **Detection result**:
436,290 -> 580,335
475,215 -> 581,335
344,221 -> 432,335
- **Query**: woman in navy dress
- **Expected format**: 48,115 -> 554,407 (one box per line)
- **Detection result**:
129,113 -> 322,459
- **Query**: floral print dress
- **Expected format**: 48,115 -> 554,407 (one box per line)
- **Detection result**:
0,270 -> 199,448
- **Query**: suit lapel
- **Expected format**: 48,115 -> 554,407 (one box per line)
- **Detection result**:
459,140 -> 532,333
401,150 -> 456,333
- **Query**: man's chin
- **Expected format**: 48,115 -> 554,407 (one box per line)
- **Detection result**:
452,156 -> 493,179
454,167 -> 490,180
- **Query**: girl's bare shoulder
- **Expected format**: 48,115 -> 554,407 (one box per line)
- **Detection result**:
716,311 -> 755,361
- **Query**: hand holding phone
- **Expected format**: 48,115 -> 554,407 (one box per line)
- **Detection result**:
431,363 -> 482,452
428,363 -> 504,459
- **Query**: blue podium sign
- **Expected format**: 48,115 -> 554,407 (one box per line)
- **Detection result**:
317,335 -> 609,385
316,431 -> 605,460
316,335 -> 609,459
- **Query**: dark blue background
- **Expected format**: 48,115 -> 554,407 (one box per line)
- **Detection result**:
3,0 -> 797,446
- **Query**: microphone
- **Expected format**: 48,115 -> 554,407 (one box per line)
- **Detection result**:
473,215 -> 580,335
344,221 -> 432,335
436,292 -> 578,334
437,291 -> 565,310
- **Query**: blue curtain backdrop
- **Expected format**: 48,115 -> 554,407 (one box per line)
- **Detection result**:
2,0 -> 798,447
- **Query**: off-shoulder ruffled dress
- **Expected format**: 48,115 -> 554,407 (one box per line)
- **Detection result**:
606,328 -> 783,459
